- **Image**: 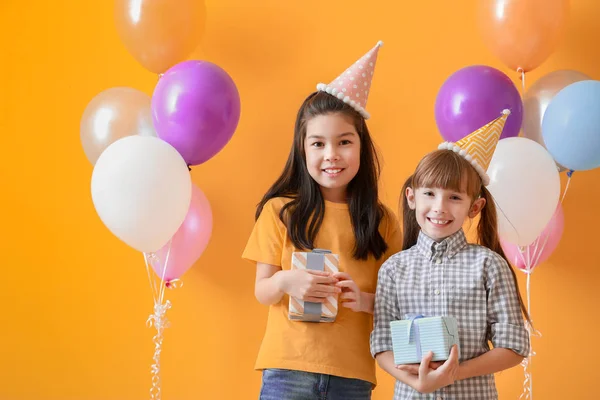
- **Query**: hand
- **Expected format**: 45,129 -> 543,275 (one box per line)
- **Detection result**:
277,269 -> 340,302
408,345 -> 460,394
396,361 -> 443,375
333,272 -> 365,312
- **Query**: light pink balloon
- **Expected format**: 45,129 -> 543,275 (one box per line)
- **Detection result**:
500,204 -> 564,272
152,184 -> 213,282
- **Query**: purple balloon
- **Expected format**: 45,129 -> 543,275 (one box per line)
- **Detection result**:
434,65 -> 523,142
152,60 -> 241,166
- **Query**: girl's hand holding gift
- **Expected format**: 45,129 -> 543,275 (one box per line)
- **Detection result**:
333,272 -> 373,313
277,269 -> 340,303
406,345 -> 459,394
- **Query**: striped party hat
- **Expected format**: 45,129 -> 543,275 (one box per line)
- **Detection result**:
438,109 -> 510,185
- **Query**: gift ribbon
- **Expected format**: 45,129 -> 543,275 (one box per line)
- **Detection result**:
406,313 -> 426,360
303,249 -> 331,322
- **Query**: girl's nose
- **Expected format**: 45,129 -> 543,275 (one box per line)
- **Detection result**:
325,149 -> 340,162
433,199 -> 447,213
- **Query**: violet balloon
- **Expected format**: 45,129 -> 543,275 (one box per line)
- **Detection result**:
152,60 -> 241,166
152,184 -> 213,282
501,204 -> 564,272
434,65 -> 523,142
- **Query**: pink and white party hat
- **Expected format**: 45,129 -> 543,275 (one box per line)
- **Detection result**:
316,41 -> 383,119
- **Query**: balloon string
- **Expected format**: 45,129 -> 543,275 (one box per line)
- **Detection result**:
147,299 -> 171,400
516,163 -> 571,400
144,253 -> 159,304
561,171 -> 573,204
143,241 -> 174,400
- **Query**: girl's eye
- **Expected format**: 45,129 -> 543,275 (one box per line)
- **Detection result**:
340,140 -> 352,145
423,191 -> 434,196
311,142 -> 324,147
451,195 -> 462,200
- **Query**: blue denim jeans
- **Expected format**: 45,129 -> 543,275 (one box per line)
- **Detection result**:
259,368 -> 372,400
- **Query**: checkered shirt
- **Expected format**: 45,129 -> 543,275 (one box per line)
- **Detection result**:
370,229 -> 530,399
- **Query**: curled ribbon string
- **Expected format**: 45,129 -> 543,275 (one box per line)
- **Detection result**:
146,300 -> 172,400
143,240 -> 173,400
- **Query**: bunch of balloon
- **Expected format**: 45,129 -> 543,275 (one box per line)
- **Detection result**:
80,2 -> 241,399
473,2 -> 596,398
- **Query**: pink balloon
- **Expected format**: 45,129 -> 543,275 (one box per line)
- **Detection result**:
500,204 -> 564,272
152,184 -> 213,282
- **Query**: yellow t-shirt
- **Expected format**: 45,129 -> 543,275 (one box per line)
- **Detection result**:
242,197 -> 402,385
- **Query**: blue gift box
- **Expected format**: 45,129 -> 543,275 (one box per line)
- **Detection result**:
390,315 -> 460,365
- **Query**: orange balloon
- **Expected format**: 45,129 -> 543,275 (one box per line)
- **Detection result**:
115,0 -> 206,74
477,0 -> 569,72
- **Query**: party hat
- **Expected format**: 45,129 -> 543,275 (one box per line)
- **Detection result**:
438,109 -> 510,185
316,41 -> 383,119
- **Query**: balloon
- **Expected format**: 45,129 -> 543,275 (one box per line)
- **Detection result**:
434,65 -> 523,142
542,80 -> 600,171
523,70 -> 590,171
487,137 -> 560,246
91,136 -> 191,253
152,60 -> 241,166
477,0 -> 569,72
114,0 -> 206,74
80,87 -> 156,165
501,204 -> 564,272
152,184 -> 213,282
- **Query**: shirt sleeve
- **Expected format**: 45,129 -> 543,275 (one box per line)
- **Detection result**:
382,206 -> 403,261
370,258 -> 401,357
241,199 -> 285,267
485,252 -> 530,357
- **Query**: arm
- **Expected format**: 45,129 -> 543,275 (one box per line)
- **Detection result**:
376,351 -> 419,387
361,292 -> 375,314
378,347 -> 460,393
370,260 -> 401,363
458,348 -> 523,380
254,262 -> 285,305
455,253 -> 530,380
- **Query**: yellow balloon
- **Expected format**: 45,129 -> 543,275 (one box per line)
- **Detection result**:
115,0 -> 206,74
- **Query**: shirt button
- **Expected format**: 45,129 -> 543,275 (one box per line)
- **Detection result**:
435,259 -> 442,265
434,289 -> 441,295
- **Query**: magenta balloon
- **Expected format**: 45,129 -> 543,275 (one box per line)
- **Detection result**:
434,65 -> 523,142
152,60 -> 241,166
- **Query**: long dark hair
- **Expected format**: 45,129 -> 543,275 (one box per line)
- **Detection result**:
400,150 -> 531,324
255,91 -> 388,260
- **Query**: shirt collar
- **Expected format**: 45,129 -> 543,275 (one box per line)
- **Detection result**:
415,229 -> 468,260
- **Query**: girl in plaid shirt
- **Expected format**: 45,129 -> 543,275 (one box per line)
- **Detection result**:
371,112 -> 531,399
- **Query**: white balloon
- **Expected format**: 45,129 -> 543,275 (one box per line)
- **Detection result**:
487,137 -> 560,246
91,136 -> 192,253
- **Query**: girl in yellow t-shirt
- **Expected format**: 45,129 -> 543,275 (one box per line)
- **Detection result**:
242,42 -> 402,400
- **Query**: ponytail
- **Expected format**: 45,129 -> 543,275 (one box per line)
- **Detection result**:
400,175 -> 421,251
478,186 -> 532,326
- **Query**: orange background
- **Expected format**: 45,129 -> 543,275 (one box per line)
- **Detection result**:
2,1 -> 599,399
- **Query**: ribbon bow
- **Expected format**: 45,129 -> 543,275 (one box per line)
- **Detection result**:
405,313 -> 426,360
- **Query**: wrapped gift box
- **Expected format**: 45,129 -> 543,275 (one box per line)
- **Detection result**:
289,249 -> 339,322
391,315 -> 460,364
